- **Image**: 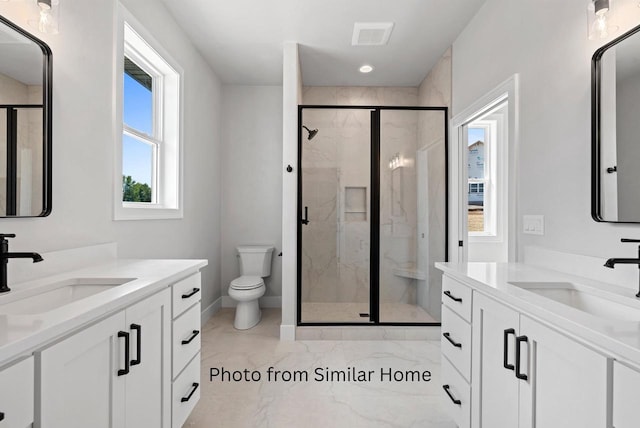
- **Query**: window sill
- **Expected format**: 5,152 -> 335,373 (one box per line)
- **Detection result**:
469,233 -> 503,243
114,205 -> 183,221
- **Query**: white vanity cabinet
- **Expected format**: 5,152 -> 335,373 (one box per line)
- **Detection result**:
38,288 -> 171,428
440,276 -> 473,428
471,290 -> 609,428
613,361 -> 640,428
171,273 -> 202,428
0,356 -> 34,428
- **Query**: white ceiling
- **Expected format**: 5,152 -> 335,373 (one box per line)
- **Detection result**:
160,0 -> 486,87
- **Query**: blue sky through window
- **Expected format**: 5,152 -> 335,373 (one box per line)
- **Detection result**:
123,72 -> 153,185
468,127 -> 484,146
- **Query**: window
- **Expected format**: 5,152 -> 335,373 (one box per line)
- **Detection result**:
468,183 -> 484,194
123,58 -> 155,203
114,7 -> 182,220
466,100 -> 507,237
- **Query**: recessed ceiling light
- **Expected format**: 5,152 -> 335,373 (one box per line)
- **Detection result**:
359,65 -> 374,73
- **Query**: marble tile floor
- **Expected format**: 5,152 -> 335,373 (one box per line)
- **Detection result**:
184,308 -> 455,428
301,302 -> 438,324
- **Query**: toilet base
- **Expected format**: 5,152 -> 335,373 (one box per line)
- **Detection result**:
234,300 -> 262,330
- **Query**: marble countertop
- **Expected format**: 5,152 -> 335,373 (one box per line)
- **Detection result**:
0,258 -> 207,367
436,262 -> 640,366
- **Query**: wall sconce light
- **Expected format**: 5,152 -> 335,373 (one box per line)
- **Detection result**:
29,0 -> 59,34
588,0 -> 617,40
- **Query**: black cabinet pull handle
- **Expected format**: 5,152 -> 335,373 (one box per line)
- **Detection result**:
181,382 -> 200,402
0,411 -> 4,421
515,335 -> 528,381
442,385 -> 462,405
503,328 -> 515,371
443,332 -> 462,348
301,206 -> 309,225
443,290 -> 462,302
130,324 -> 141,366
117,331 -> 130,376
182,330 -> 200,345
182,288 -> 200,299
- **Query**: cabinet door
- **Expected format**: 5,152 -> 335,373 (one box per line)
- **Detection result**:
471,292 -> 520,428
518,316 -> 609,428
613,361 -> 640,428
124,288 -> 171,428
0,356 -> 34,428
39,312 -> 126,428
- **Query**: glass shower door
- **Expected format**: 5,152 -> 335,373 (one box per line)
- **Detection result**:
378,108 -> 446,323
299,107 -> 371,323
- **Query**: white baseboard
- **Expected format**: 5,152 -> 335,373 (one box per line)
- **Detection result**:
201,297 -> 222,324
221,295 -> 282,308
280,324 -> 296,341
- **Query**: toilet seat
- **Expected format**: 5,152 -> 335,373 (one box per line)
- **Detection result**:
230,276 -> 264,290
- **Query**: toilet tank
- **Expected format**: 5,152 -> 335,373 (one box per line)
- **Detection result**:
237,245 -> 274,277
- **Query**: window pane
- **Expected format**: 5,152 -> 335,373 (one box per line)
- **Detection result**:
124,57 -> 153,135
468,127 -> 485,232
467,127 -> 485,179
122,134 -> 153,202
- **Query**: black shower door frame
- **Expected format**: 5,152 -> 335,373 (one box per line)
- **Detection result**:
297,105 -> 448,326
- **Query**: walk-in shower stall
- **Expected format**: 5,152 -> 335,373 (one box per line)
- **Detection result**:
297,105 -> 448,325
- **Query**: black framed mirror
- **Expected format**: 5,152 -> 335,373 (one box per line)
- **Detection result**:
592,23 -> 640,223
0,15 -> 52,217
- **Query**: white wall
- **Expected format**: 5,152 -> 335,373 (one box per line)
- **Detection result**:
281,42 -> 302,340
220,85 -> 283,300
0,0 -> 223,312
452,0 -> 640,290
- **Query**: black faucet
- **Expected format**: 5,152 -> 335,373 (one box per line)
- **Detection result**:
604,238 -> 640,298
0,234 -> 43,293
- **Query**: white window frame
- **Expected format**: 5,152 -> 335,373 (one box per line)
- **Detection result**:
467,119 -> 500,238
114,4 -> 183,220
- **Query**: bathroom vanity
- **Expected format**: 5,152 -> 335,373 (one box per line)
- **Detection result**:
437,262 -> 640,428
0,257 -> 206,428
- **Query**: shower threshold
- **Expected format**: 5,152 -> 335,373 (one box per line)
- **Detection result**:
300,302 -> 437,324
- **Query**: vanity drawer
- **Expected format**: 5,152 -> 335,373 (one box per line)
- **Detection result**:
172,273 -> 201,318
441,306 -> 471,382
173,302 -> 201,377
0,356 -> 34,428
441,357 -> 470,428
173,353 -> 201,428
442,275 -> 472,322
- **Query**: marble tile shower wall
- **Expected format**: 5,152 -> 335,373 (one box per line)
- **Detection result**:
301,87 -> 421,307
416,110 -> 446,320
417,47 -> 451,321
380,109 -> 420,307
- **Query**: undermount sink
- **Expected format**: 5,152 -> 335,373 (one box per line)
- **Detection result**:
509,281 -> 640,322
0,277 -> 135,315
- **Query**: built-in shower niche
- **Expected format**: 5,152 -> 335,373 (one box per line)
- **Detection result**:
344,186 -> 367,222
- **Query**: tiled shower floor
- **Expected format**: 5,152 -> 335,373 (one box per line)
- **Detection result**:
184,308 -> 454,428
301,302 -> 438,323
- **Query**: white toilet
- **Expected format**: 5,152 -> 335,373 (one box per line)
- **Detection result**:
228,245 -> 274,330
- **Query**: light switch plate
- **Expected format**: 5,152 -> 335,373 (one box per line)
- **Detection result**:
523,215 -> 544,235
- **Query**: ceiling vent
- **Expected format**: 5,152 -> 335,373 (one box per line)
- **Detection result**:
352,22 -> 394,46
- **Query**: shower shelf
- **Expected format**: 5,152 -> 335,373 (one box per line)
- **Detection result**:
393,267 -> 426,280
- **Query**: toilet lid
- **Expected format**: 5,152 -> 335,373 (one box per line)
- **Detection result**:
230,276 -> 264,290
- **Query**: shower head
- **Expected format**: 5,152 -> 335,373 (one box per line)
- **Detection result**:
302,125 -> 318,141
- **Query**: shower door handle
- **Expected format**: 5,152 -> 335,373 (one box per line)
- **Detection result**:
301,206 -> 309,225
